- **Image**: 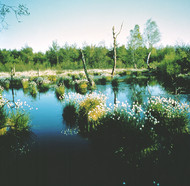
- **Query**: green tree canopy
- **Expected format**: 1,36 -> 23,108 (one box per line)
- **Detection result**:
143,19 -> 161,49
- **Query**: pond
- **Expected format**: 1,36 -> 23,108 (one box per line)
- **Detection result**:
1,77 -> 190,186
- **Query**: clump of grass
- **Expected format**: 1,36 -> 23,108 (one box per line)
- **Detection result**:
0,79 -> 10,89
79,73 -> 86,79
9,110 -> 30,132
118,71 -> 127,76
28,82 -> 38,97
55,85 -> 65,99
75,80 -> 88,94
145,96 -> 189,138
0,105 -> 7,135
72,74 -> 80,81
0,86 -> 4,94
56,76 -> 64,85
47,75 -> 56,83
78,93 -> 106,132
38,79 -> 50,92
63,77 -> 72,88
10,77 -> 22,89
21,79 -> 29,89
4,79 -> 10,89
35,77 -> 44,85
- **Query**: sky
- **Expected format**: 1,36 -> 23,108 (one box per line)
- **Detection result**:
0,0 -> 190,53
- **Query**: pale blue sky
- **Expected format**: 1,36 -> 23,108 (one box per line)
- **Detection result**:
0,0 -> 190,52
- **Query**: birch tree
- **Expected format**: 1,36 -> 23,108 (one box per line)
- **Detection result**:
143,19 -> 161,69
127,24 -> 143,68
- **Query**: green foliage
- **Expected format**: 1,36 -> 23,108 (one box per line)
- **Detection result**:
68,92 -> 189,164
145,97 -> 189,138
78,93 -> 106,132
74,80 -> 88,94
28,82 -> 38,97
158,50 -> 181,78
0,79 -> 10,89
0,106 -> 7,129
0,43 -> 189,78
55,85 -> 65,99
47,75 -> 56,83
143,19 -> 161,48
38,82 -> 50,92
21,79 -> 29,89
9,111 -> 30,132
10,77 -> 22,89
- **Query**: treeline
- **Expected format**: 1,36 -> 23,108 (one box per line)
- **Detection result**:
0,43 -> 190,76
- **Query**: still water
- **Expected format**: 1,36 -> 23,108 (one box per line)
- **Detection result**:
1,80 -> 190,186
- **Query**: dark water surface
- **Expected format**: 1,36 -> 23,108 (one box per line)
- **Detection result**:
1,81 -> 190,186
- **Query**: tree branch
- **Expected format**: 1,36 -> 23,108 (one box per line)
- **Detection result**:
116,22 -> 123,38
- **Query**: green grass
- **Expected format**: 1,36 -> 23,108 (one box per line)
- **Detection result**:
55,85 -> 65,99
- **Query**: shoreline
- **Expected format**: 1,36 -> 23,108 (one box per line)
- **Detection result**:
0,68 -> 147,78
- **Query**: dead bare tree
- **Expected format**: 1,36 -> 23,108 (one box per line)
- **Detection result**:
80,49 -> 93,86
111,23 -> 123,77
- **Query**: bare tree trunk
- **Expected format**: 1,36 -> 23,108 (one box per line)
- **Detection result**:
13,64 -> 15,75
147,51 -> 151,69
38,68 -> 40,77
111,23 -> 123,77
80,49 -> 93,86
111,27 -> 117,77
